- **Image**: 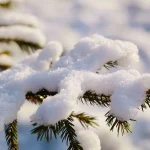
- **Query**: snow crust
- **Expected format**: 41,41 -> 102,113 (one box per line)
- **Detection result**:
0,34 -> 148,130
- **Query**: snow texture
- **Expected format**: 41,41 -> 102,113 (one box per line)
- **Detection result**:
52,34 -> 139,70
0,34 -> 148,130
77,130 -> 101,150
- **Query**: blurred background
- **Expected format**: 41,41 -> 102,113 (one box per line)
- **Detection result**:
1,0 -> 150,149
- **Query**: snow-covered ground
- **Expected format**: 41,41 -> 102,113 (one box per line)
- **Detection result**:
1,0 -> 150,149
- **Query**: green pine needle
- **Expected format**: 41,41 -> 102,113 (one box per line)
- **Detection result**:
0,51 -> 11,56
80,91 -> 111,107
0,40 -> 43,52
59,117 -> 83,150
31,112 -> 99,150
0,64 -> 11,70
104,61 -> 118,70
31,123 -> 58,141
0,1 -> 13,8
31,116 -> 83,150
0,24 -> 35,28
105,111 -> 134,136
71,112 -> 99,129
5,120 -> 18,150
141,90 -> 150,111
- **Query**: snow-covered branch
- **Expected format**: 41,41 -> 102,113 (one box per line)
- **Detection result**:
0,34 -> 149,150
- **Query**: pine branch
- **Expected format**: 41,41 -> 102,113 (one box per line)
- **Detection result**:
0,64 -> 11,70
104,61 -> 118,70
31,123 -> 60,142
28,89 -> 85,150
28,89 -> 101,149
28,90 -> 100,149
26,92 -> 44,104
141,90 -> 150,111
0,51 -> 11,56
0,1 -> 13,8
60,117 -> 83,150
26,89 -> 110,108
71,112 -> 99,129
16,41 -> 42,52
79,91 -> 111,107
0,24 -> 35,28
31,116 -> 83,150
5,120 -> 18,150
0,51 -> 12,70
105,111 -> 135,135
0,40 -> 43,52
26,88 -> 57,104
31,121 -> 62,141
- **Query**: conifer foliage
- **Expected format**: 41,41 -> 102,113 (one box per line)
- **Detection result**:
0,0 -> 12,8
0,0 -> 45,70
0,8 -> 149,149
5,120 -> 18,150
0,1 -> 45,149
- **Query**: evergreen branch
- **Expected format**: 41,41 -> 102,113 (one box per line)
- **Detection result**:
35,89 -> 57,97
0,1 -> 13,8
141,90 -> 150,111
104,61 -> 118,70
5,120 -> 18,150
28,90 -> 99,149
26,88 -> 57,104
71,112 -> 99,129
16,41 -> 42,52
0,40 -> 43,52
0,24 -> 35,28
79,91 -> 111,107
0,51 -> 12,71
31,115 -> 83,150
31,121 -> 63,142
59,117 -> 83,150
0,51 -> 11,56
105,111 -> 134,136
0,64 -> 11,70
31,122 -> 62,142
26,92 -> 44,104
